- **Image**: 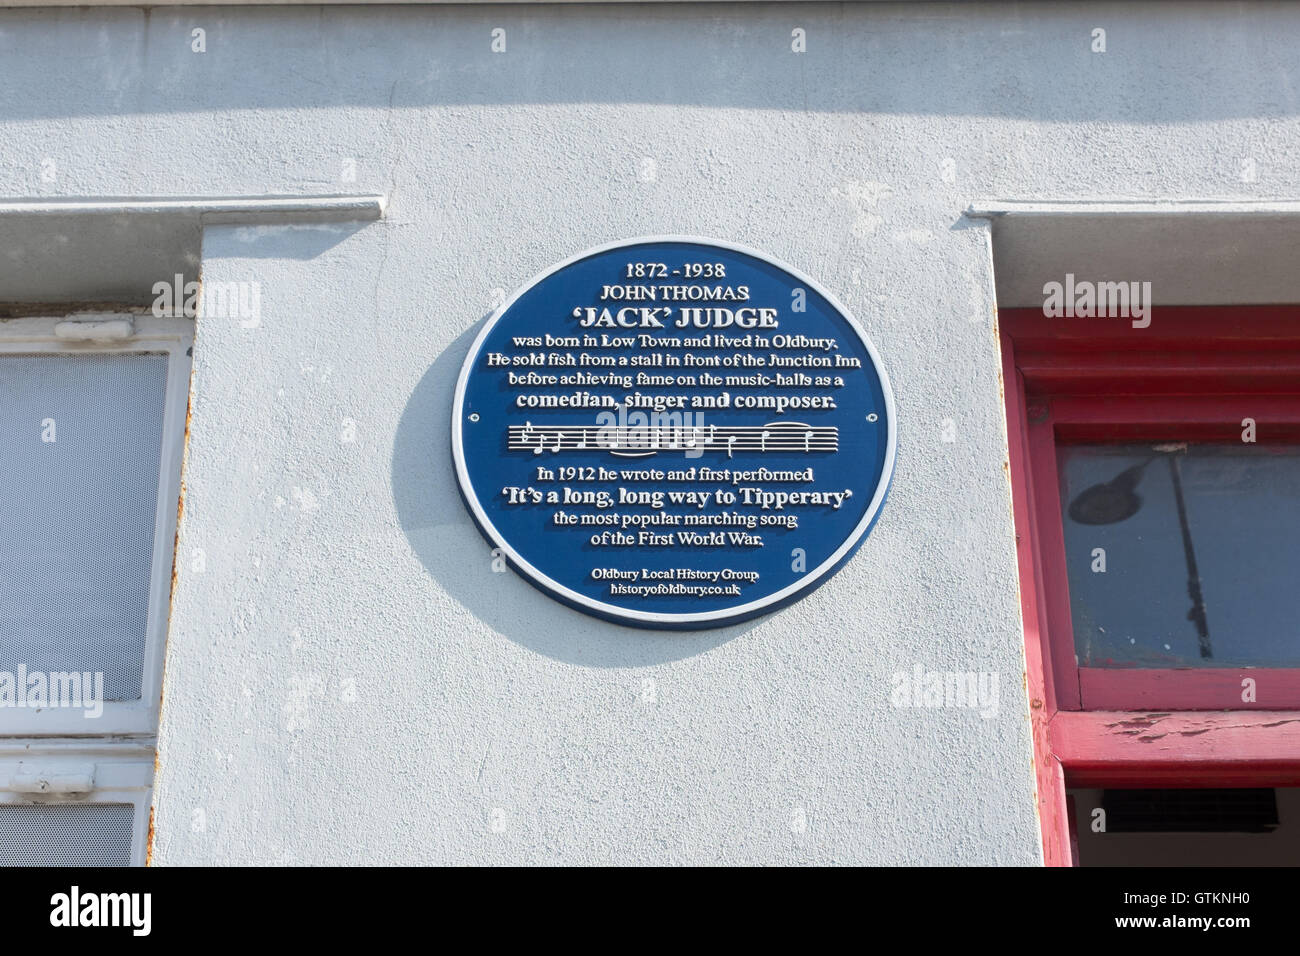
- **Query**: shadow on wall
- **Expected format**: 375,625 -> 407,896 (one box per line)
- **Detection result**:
390,317 -> 755,667
1,4 -> 1294,122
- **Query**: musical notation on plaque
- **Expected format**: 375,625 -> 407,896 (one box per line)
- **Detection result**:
508,421 -> 839,458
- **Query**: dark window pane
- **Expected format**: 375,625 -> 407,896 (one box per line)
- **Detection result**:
1057,443 -> 1300,668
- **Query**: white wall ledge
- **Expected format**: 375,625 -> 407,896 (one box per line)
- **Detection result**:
968,198 -> 1300,219
0,195 -> 385,304
0,194 -> 387,225
971,199 -> 1300,307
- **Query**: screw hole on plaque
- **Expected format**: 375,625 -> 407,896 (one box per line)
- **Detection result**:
866,413 -> 878,422
469,413 -> 480,422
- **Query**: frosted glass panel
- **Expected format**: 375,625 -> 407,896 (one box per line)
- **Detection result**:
0,354 -> 168,701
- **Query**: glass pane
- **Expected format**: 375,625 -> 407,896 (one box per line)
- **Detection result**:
1057,443 -> 1300,668
0,353 -> 168,701
0,804 -> 134,866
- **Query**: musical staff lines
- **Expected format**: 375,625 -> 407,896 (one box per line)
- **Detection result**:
507,421 -> 838,458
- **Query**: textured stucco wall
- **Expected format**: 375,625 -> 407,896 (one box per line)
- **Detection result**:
4,1 -> 1298,865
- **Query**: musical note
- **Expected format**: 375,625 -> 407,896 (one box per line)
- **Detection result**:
522,421 -> 542,455
804,430 -> 811,453
726,435 -> 737,459
552,431 -> 564,453
760,430 -> 772,453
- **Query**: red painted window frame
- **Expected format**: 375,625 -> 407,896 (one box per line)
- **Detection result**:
1000,306 -> 1300,866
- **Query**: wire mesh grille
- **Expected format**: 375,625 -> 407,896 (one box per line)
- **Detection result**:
0,353 -> 168,702
1102,788 -> 1280,832
0,804 -> 134,866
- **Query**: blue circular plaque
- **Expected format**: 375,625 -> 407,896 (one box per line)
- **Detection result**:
452,237 -> 895,629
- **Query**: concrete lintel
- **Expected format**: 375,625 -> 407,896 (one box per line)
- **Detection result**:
0,194 -> 387,225
967,198 -> 1300,220
970,199 -> 1300,308
0,195 -> 386,304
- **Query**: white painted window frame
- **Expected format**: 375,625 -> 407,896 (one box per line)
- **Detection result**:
0,741 -> 155,866
0,313 -> 193,737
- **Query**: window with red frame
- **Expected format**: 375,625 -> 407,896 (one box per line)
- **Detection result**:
1001,306 -> 1300,865
1005,307 -> 1300,713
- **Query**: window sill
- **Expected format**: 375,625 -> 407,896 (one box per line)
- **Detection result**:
1052,710 -> 1300,788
